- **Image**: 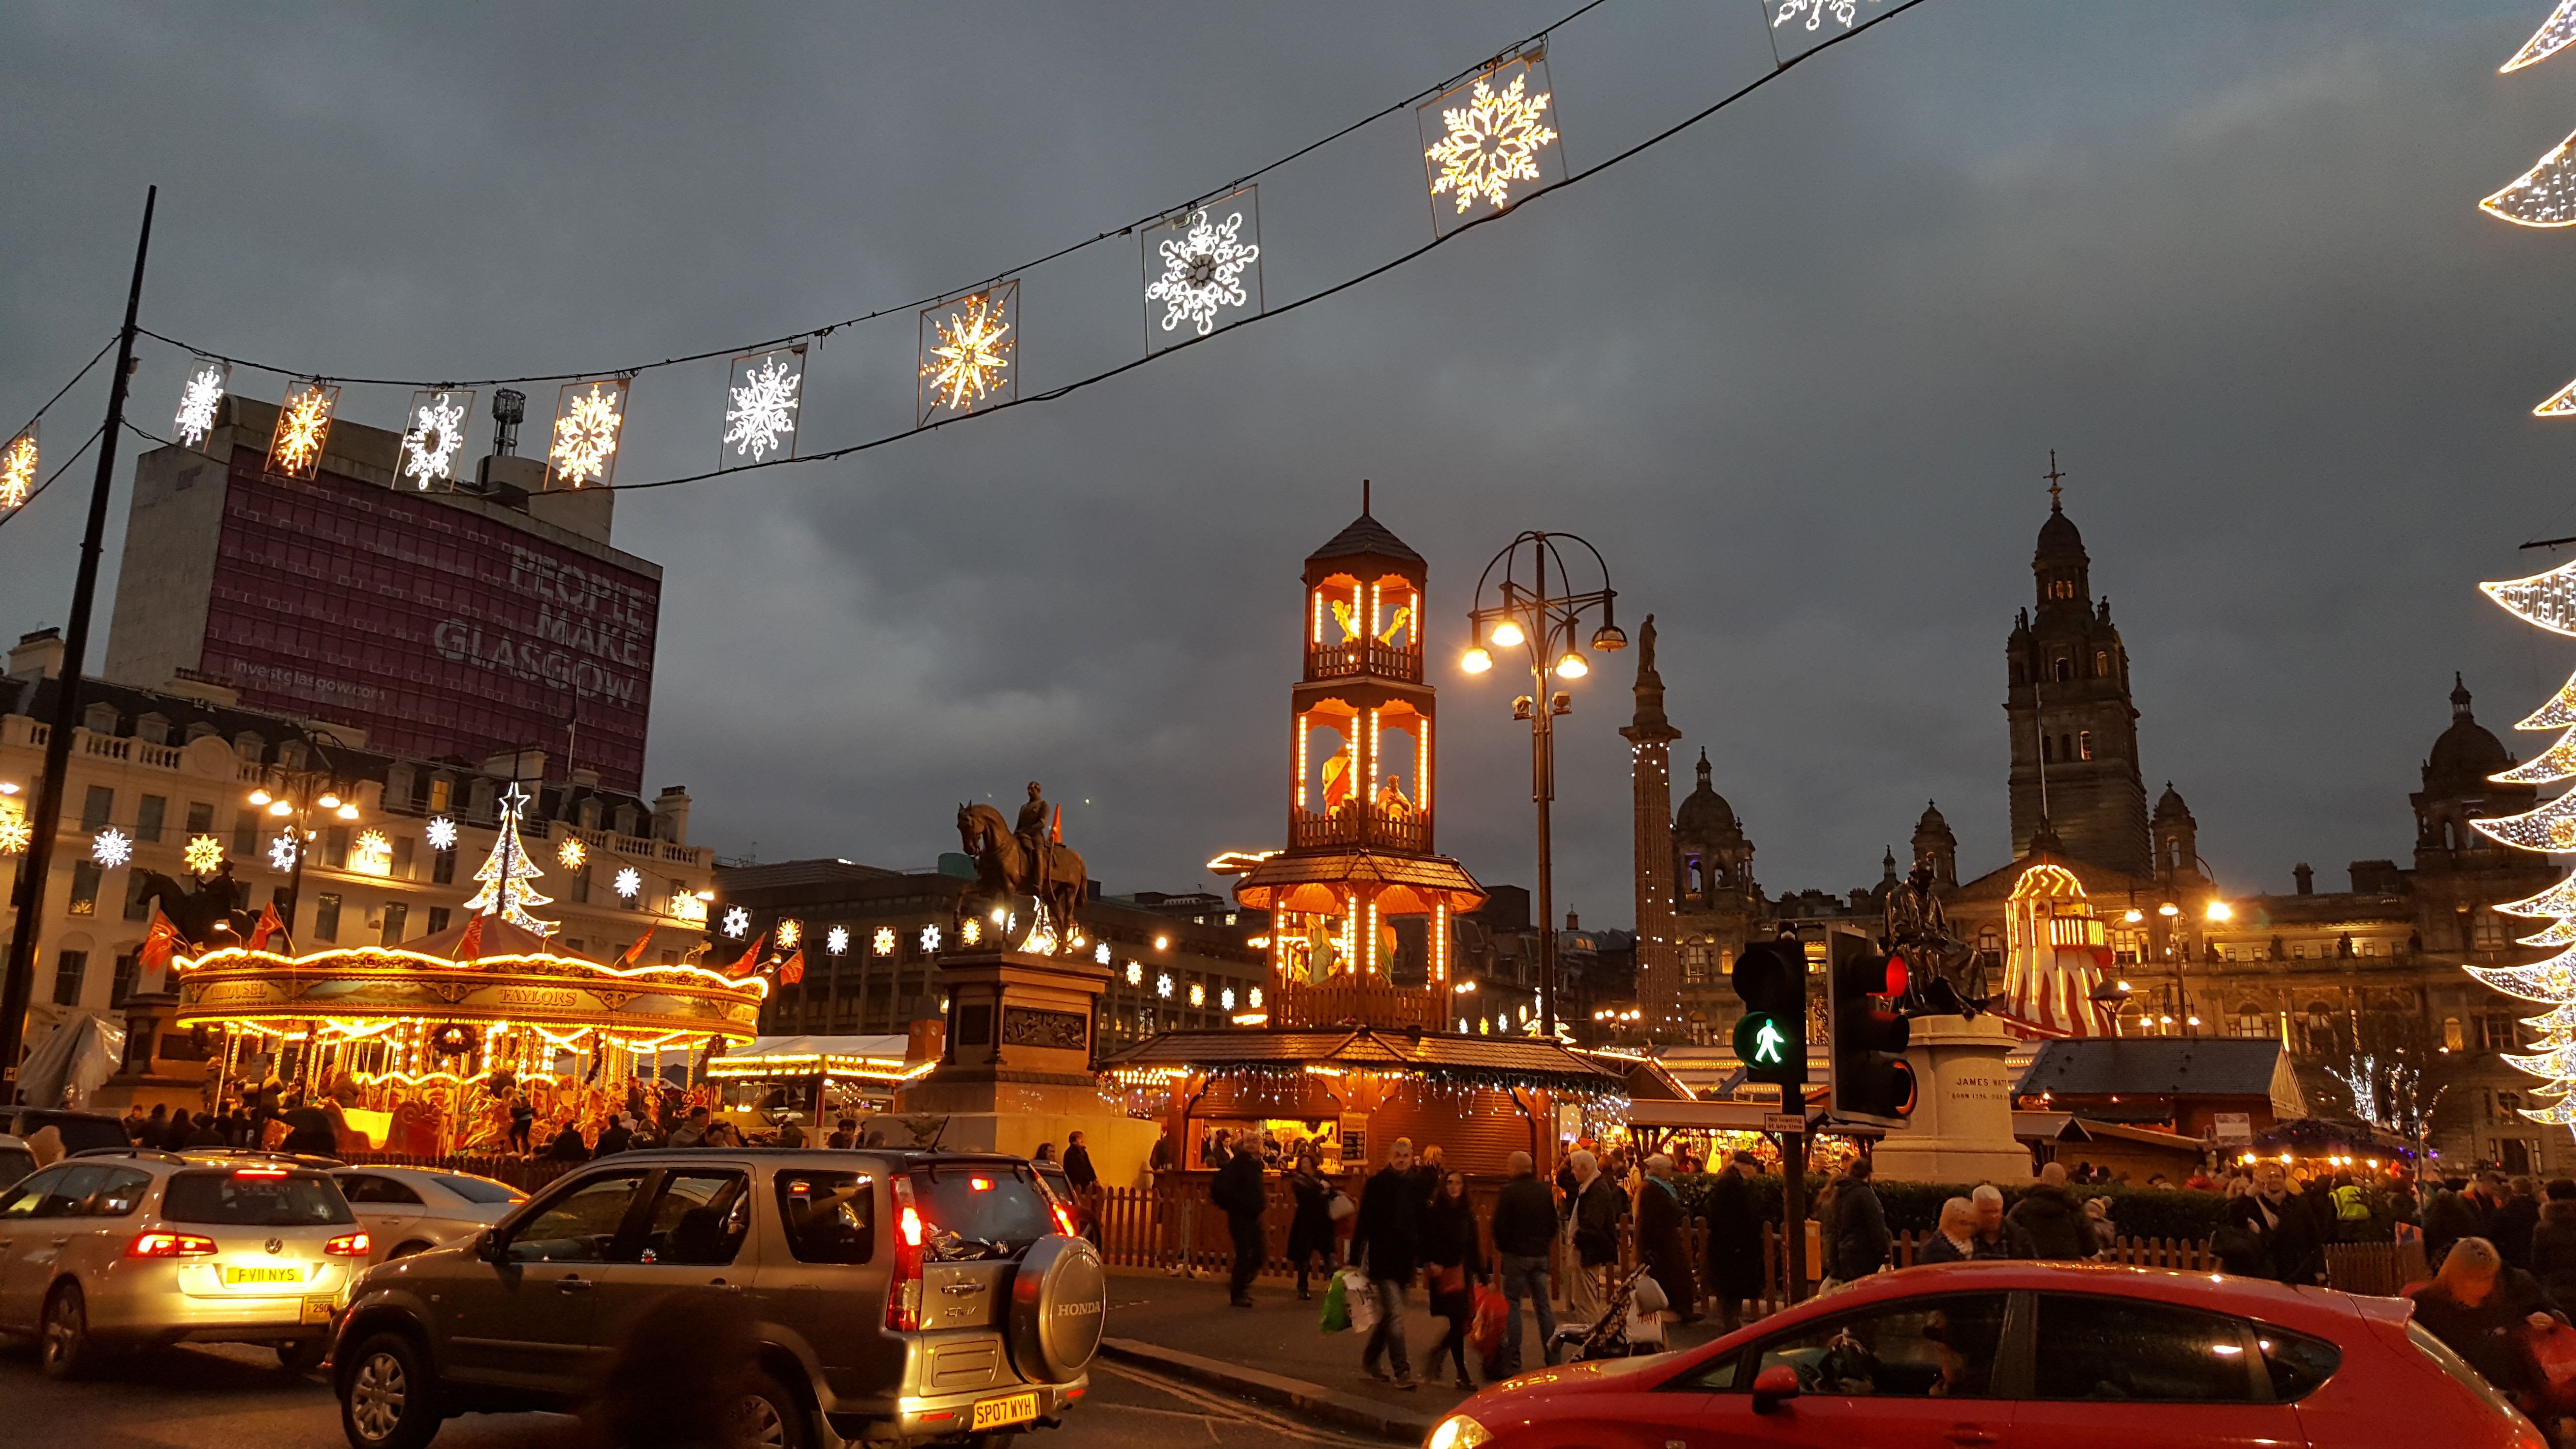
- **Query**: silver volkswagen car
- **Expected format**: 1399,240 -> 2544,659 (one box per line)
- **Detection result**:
0,1149 -> 370,1375
331,1167 -> 524,1265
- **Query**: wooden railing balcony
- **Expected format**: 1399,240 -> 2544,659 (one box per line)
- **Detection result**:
1272,979 -> 1443,1030
1304,640 -> 1421,683
1289,805 -> 1429,853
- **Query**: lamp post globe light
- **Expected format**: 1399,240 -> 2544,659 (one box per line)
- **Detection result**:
1462,531 -> 1625,1038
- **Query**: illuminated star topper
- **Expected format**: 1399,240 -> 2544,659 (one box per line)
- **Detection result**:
919,282 -> 1017,425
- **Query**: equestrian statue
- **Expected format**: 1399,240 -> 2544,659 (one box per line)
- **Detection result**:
132,859 -> 258,951
955,781 -> 1087,954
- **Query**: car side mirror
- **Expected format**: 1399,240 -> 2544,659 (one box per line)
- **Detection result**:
474,1230 -> 508,1264
1751,1364 -> 1800,1414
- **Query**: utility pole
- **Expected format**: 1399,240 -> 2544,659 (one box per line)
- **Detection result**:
0,186 -> 155,1100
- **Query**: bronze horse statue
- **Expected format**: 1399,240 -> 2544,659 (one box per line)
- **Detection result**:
132,863 -> 257,952
955,802 -> 1086,953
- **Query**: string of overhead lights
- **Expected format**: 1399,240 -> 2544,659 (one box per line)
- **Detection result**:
1,0 -> 1920,525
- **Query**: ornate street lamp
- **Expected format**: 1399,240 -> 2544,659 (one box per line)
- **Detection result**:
1463,531 -> 1625,1038
245,724 -> 365,947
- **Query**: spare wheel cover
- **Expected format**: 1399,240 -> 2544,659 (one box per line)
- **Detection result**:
1008,1235 -> 1107,1382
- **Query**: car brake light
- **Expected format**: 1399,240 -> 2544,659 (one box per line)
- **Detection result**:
969,1177 -> 991,1191
1052,1202 -> 1077,1237
128,1231 -> 218,1258
886,1180 -> 924,1333
325,1232 -> 371,1257
235,1167 -> 289,1179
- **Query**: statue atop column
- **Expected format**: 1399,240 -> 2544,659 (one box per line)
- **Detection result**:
1884,859 -> 1986,1017
957,785 -> 1087,953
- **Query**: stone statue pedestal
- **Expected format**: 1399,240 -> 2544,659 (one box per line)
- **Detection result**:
892,949 -> 1157,1185
1868,1013 -> 2032,1184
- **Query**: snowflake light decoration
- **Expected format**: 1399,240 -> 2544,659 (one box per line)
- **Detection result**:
426,816 -> 459,852
874,926 -> 897,957
1423,68 -> 1557,218
721,904 -> 751,939
1248,986 -> 1263,1009
183,834 -> 225,876
558,837 -> 588,869
548,379 -> 628,489
723,348 -> 804,465
0,804 -> 29,856
0,430 -> 35,512
1146,207 -> 1259,338
268,382 -> 340,481
826,925 -> 851,956
353,829 -> 393,874
1772,0 -> 1867,30
962,918 -> 983,947
91,827 -> 132,868
920,923 -> 943,953
1095,941 -> 1111,966
397,389 -> 474,489
1220,987 -> 1236,1011
776,918 -> 803,949
174,361 -> 229,448
269,832 -> 300,872
612,866 -> 642,899
919,283 -> 1016,423
1156,972 -> 1174,999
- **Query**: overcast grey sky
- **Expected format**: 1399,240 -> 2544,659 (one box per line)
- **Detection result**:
4,2 -> 2573,923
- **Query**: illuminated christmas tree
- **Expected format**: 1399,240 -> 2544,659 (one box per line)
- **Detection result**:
463,782 -> 554,936
2470,559 -> 2576,1127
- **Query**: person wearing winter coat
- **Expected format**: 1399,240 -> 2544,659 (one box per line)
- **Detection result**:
2008,1162 -> 2099,1260
1351,1138 -> 1425,1388
1210,1140 -> 1270,1308
1703,1151 -> 1766,1330
1636,1155 -> 1700,1324
1563,1150 -> 1627,1329
2408,1236 -> 2567,1410
2492,1177 -> 2545,1271
1419,1172 -> 1484,1390
1486,1152 -> 1558,1379
2530,1180 -> 2576,1308
2226,1164 -> 2327,1285
1828,1157 -> 1893,1285
1286,1154 -> 1337,1300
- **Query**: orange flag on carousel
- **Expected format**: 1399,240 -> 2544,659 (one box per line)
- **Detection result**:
777,948 -> 805,985
245,902 -> 285,952
615,925 -> 655,968
724,932 -> 767,977
456,911 -> 487,961
138,910 -> 181,978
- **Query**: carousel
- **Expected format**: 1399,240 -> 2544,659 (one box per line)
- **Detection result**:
169,785 -> 769,1154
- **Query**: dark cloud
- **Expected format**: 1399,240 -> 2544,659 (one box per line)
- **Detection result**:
2,1 -> 2570,920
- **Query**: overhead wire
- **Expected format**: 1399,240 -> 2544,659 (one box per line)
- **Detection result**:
134,0 -> 1616,393
3,335 -> 119,452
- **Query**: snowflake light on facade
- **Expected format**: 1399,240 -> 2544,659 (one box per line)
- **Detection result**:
920,923 -> 942,953
1248,986 -> 1263,1009
1156,972 -> 1174,999
826,925 -> 851,956
722,904 -> 751,938
558,837 -> 587,869
612,866 -> 642,899
873,926 -> 897,956
0,431 -> 35,512
353,829 -> 393,875
426,816 -> 459,852
1095,941 -> 1111,965
1220,987 -> 1236,1011
1424,69 -> 1557,217
397,390 -> 474,489
548,380 -> 628,489
91,828 -> 132,868
183,835 -> 226,876
0,803 -> 29,855
723,349 -> 803,465
961,918 -> 982,946
1772,0 -> 1866,30
776,918 -> 803,949
174,361 -> 229,448
1146,208 -> 1259,337
269,382 -> 339,481
1126,960 -> 1142,986
1188,982 -> 1205,1007
269,832 -> 299,872
919,284 -> 1016,423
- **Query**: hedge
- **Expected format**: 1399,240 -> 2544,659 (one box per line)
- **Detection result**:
1669,1172 -> 2234,1242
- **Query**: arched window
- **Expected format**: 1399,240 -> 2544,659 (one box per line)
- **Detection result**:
2077,730 -> 2093,761
2053,657 -> 2073,683
2237,1009 -> 2264,1039
2094,650 -> 2109,678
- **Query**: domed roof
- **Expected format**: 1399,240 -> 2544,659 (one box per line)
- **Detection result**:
1916,799 -> 1948,830
1674,749 -> 1739,839
2427,674 -> 2511,786
2152,781 -> 2192,820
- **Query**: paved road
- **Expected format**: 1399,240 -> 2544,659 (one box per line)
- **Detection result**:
0,1342 -> 1385,1449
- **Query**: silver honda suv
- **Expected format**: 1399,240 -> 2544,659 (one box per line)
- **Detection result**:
332,1149 -> 1106,1449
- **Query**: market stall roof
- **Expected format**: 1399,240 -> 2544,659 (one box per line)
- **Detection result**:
1231,851 -> 1486,915
2016,1038 -> 2308,1121
1621,1097 -> 2076,1143
1101,1024 -> 1620,1090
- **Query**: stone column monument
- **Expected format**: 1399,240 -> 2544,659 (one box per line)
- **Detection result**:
1868,1013 -> 2032,1183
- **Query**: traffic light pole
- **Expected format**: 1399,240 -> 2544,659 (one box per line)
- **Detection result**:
1776,1125 -> 1808,1305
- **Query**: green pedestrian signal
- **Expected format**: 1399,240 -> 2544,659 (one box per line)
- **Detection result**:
1729,940 -> 1808,1092
1735,1012 -> 1791,1068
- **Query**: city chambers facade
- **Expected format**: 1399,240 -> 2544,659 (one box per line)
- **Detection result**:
1627,487 -> 2570,1175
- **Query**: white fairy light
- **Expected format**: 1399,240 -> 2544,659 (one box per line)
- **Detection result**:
1146,208 -> 1259,337
612,866 -> 643,899
91,827 -> 133,868
174,361 -> 229,448
723,349 -> 803,464
426,816 -> 459,851
397,390 -> 473,489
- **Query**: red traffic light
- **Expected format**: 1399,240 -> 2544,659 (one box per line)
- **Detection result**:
1884,951 -> 1910,1000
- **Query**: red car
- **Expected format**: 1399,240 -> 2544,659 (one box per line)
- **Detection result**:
1425,1260 -> 2544,1449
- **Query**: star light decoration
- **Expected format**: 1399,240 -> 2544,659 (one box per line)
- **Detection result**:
91,827 -> 133,869
723,348 -> 804,466
2507,1 -> 2576,72
919,283 -> 1016,424
612,866 -> 642,899
722,904 -> 751,939
776,918 -> 803,949
1421,65 -> 1558,223
2465,553 -> 2576,1134
558,837 -> 587,870
920,923 -> 942,953
826,925 -> 851,957
268,382 -> 340,481
0,802 -> 29,855
173,361 -> 229,449
426,816 -> 459,852
1145,203 -> 1259,340
0,430 -> 35,512
548,379 -> 629,489
183,834 -> 226,876
874,926 -> 897,957
397,390 -> 475,490
269,832 -> 299,872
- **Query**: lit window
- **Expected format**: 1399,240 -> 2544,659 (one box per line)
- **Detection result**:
2077,730 -> 2093,761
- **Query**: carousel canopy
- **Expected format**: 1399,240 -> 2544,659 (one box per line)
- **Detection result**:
704,1034 -> 925,1083
1101,1023 -> 1621,1091
1232,850 -> 1485,915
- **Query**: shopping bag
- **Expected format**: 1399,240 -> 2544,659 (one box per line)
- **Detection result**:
1469,1285 -> 1509,1359
1341,1269 -> 1380,1335
1319,1271 -> 1351,1333
2529,1321 -> 2576,1412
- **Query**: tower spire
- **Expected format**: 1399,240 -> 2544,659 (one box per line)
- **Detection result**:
2045,449 -> 2065,513
1619,612 -> 1681,1041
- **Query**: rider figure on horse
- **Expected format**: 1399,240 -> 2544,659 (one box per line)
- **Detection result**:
1015,781 -> 1052,912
